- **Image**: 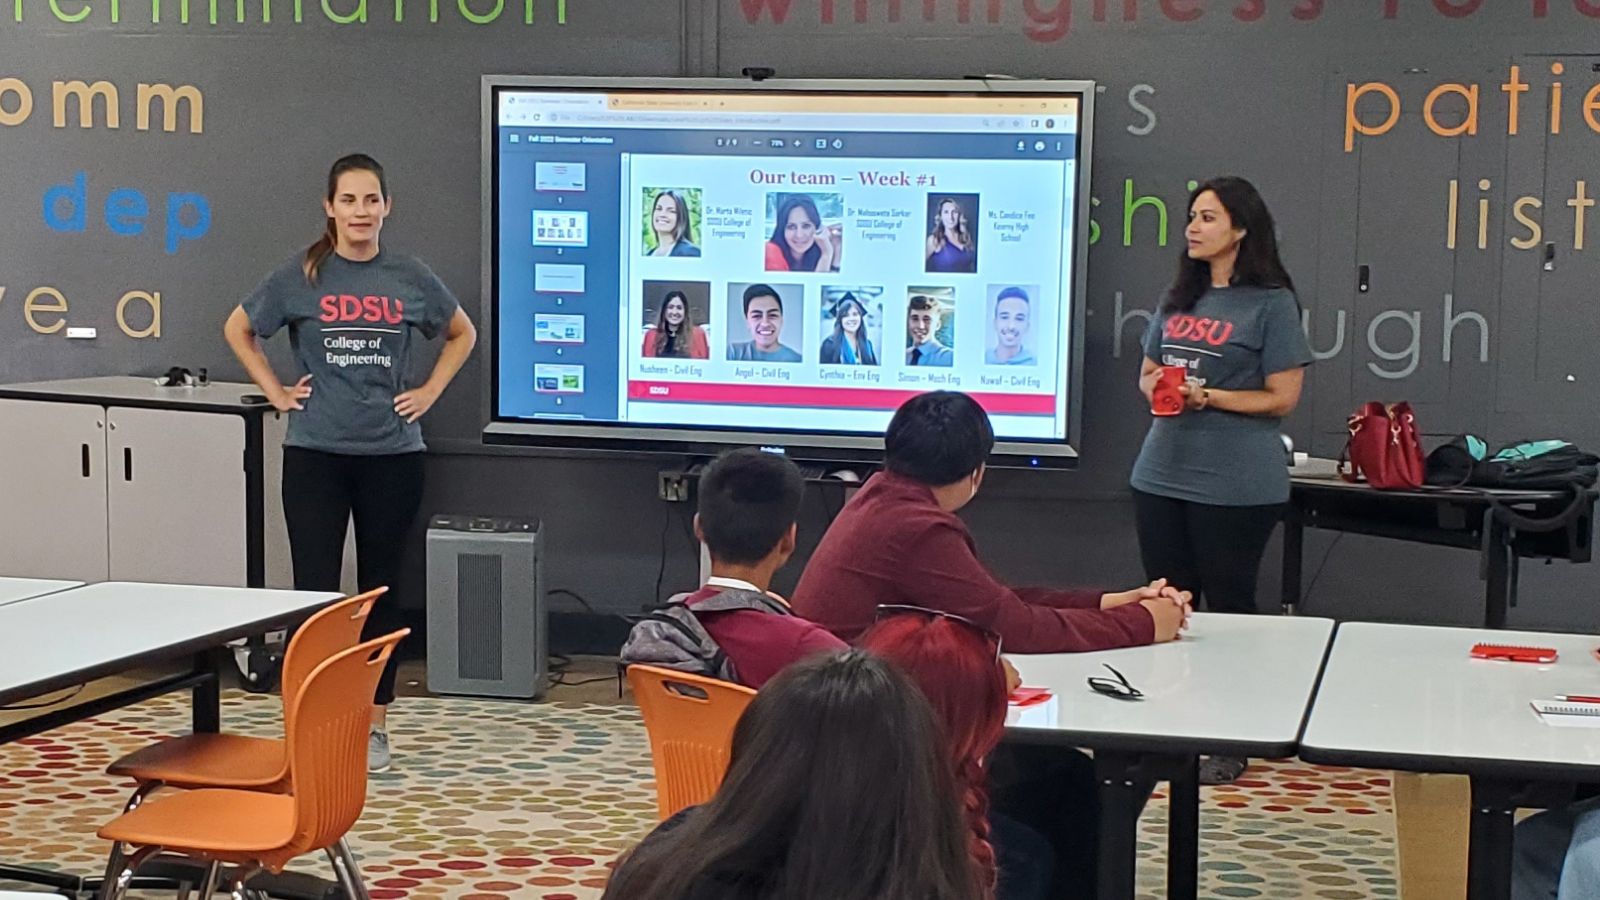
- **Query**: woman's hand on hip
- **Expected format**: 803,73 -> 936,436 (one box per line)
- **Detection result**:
394,383 -> 442,423
271,375 -> 313,412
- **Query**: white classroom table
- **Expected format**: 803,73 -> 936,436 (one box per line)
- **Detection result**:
0,577 -> 82,607
1007,613 -> 1337,900
0,581 -> 342,898
1301,622 -> 1600,900
0,581 -> 340,740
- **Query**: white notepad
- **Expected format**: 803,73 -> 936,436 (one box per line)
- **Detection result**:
1531,700 -> 1600,727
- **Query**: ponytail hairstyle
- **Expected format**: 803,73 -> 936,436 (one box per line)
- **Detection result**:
303,153 -> 388,285
861,612 -> 1008,899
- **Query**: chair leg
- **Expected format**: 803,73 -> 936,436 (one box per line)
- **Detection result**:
97,843 -> 127,900
197,861 -> 222,899
122,780 -> 163,814
327,840 -> 371,900
102,845 -> 165,900
225,866 -> 262,900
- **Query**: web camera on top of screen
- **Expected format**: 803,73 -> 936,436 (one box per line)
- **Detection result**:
742,67 -> 776,82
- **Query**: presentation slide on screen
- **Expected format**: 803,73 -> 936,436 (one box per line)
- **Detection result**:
495,89 -> 1082,443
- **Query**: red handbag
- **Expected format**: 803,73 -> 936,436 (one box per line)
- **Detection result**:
1340,401 -> 1424,489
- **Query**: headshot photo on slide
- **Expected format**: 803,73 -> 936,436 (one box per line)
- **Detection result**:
641,280 -> 712,359
904,287 -> 955,367
925,194 -> 979,274
727,282 -> 805,363
642,188 -> 702,258
765,192 -> 844,273
984,284 -> 1040,366
819,286 -> 883,366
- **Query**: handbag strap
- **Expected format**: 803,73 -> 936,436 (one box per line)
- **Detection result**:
1484,483 -> 1593,533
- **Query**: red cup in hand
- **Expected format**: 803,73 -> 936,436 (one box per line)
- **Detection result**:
1151,365 -> 1188,416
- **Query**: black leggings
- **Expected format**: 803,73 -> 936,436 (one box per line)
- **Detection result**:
1131,489 -> 1284,615
282,447 -> 424,707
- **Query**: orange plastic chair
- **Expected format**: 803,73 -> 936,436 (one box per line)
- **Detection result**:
105,588 -> 384,796
95,628 -> 407,900
626,664 -> 756,820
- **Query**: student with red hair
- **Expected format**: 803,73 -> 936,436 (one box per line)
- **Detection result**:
862,607 -> 1094,900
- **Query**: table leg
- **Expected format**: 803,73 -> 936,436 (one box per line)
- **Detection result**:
1167,755 -> 1200,900
1281,512 -> 1304,616
191,651 -> 220,734
1096,751 -> 1143,900
1484,517 -> 1511,630
1467,778 -> 1516,900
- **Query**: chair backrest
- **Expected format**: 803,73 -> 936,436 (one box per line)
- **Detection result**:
280,588 -> 384,708
272,628 -> 407,868
626,664 -> 756,820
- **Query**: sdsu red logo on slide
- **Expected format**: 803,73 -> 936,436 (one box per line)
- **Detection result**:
319,294 -> 407,325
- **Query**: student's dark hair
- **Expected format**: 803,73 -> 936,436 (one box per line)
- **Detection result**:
769,194 -> 824,271
601,651 -> 986,900
742,283 -> 783,315
995,286 -> 1030,309
908,294 -> 941,315
885,391 -> 994,486
1164,176 -> 1294,314
697,448 -> 804,565
304,154 -> 387,285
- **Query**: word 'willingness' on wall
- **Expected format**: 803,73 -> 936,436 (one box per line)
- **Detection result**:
736,0 -> 1600,43
8,0 -> 566,24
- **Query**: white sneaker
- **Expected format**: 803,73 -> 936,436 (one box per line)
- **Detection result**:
368,727 -> 392,774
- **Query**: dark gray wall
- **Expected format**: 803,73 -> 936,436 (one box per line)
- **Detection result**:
7,0 -> 1600,636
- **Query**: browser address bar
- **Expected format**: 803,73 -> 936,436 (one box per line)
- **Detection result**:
548,111 -> 784,127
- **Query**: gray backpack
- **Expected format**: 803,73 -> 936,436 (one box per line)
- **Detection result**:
619,588 -> 792,684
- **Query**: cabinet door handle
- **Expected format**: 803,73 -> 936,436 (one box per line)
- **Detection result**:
81,443 -> 91,478
123,447 -> 133,482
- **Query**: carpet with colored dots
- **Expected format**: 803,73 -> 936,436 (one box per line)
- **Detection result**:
0,690 -> 1394,899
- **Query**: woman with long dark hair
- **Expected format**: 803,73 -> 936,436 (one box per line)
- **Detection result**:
863,607 -> 1098,900
223,154 -> 476,774
925,197 -> 977,273
1129,176 -> 1312,783
646,190 -> 701,257
817,293 -> 878,365
642,290 -> 710,359
764,194 -> 841,273
603,651 -> 984,900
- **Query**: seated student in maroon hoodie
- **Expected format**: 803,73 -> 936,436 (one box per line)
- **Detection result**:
632,448 -> 845,688
793,391 -> 1189,653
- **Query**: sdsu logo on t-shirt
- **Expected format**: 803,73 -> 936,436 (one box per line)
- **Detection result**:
319,294 -> 408,325
1161,314 -> 1235,347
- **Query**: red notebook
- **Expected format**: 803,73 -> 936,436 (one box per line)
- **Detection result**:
1471,643 -> 1558,663
1008,687 -> 1053,707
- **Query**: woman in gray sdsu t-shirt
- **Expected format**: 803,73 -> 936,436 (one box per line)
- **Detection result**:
222,154 -> 477,774
1129,177 -> 1311,783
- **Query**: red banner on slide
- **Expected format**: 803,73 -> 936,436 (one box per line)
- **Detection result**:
627,381 -> 1055,415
